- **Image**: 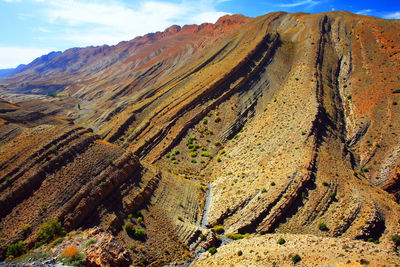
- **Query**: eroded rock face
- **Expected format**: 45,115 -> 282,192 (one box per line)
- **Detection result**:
84,228 -> 131,267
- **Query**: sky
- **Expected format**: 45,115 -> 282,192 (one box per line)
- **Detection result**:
0,0 -> 399,69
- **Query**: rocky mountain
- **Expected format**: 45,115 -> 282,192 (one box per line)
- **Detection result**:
1,11 -> 400,266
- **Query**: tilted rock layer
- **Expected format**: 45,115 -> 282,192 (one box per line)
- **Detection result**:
0,11 -> 400,266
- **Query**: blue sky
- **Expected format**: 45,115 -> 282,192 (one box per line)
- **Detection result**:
0,0 -> 399,69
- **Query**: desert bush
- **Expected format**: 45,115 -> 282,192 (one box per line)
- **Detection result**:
124,222 -> 134,233
208,247 -> 217,255
277,237 -> 286,245
201,152 -> 211,157
318,222 -> 328,231
6,241 -> 26,258
199,233 -> 206,241
261,188 -> 267,193
134,229 -> 146,239
190,152 -> 197,157
59,246 -> 85,266
38,218 -> 66,243
225,233 -> 250,240
213,225 -> 224,234
292,254 -> 301,264
20,224 -> 30,235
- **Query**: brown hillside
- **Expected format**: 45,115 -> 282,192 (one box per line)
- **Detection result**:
0,11 -> 400,266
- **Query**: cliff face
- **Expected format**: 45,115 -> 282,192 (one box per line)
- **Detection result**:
1,11 -> 400,266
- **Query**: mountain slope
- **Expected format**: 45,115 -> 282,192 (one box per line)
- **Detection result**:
1,11 -> 400,266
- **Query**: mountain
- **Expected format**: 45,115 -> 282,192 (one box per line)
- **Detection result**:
1,11 -> 400,266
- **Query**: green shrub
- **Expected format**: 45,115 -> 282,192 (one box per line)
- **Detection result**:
214,116 -> 221,122
318,222 -> 328,231
225,233 -> 250,240
173,150 -> 180,155
170,155 -> 176,161
38,218 -> 66,243
217,157 -> 221,162
20,224 -> 30,235
165,154 -> 170,158
322,181 -> 329,186
329,192 -> 336,199
201,152 -> 211,157
208,247 -> 217,255
6,241 -> 27,258
128,213 -> 133,219
191,159 -> 197,163
199,233 -> 206,241
124,222 -> 134,233
213,225 -> 224,234
99,181 -> 106,188
393,89 -> 400,94
190,152 -> 197,157
261,188 -> 267,193
215,141 -> 221,146
107,158 -> 113,164
137,217 -> 143,224
134,229 -> 146,239
301,131 -> 306,135
292,254 -> 301,264
51,146 -> 57,153
40,204 -> 46,212
202,118 -> 208,124
277,237 -> 286,245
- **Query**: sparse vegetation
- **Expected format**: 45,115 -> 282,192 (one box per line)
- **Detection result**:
208,247 -> 217,255
133,228 -> 146,239
292,254 -> 301,264
201,152 -> 211,157
261,188 -> 267,193
278,237 -> 286,245
199,233 -> 206,241
124,222 -> 134,233
318,221 -> 328,231
59,245 -> 85,266
213,225 -> 224,234
38,218 -> 66,243
6,241 -> 27,258
226,233 -> 250,240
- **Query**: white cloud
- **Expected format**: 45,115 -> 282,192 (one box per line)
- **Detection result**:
356,9 -> 372,15
0,46 -> 53,68
384,11 -> 400,19
37,27 -> 50,32
43,0 -> 230,47
278,0 -> 319,8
